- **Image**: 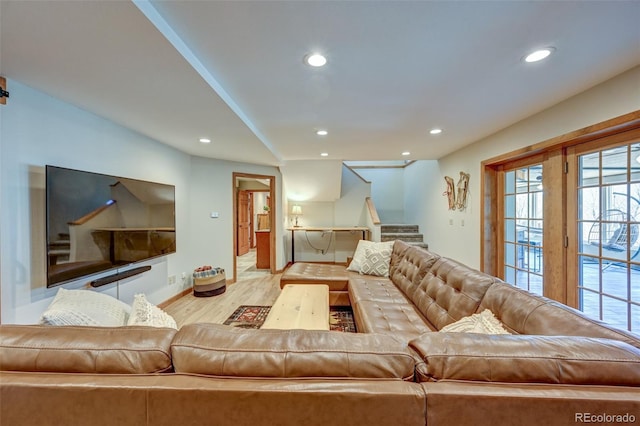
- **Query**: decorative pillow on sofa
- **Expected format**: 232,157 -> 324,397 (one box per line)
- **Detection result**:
360,246 -> 393,277
40,288 -> 131,327
440,309 -> 511,334
347,240 -> 394,273
127,293 -> 177,329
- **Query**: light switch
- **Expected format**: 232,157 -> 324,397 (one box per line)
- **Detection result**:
210,212 -> 219,218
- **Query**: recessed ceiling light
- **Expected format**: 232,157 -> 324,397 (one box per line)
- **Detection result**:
199,138 -> 211,143
430,128 -> 442,135
402,151 -> 411,156
305,53 -> 327,67
524,47 -> 555,63
316,130 -> 328,136
320,152 -> 329,157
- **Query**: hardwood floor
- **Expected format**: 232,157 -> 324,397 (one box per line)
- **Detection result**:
164,273 -> 282,327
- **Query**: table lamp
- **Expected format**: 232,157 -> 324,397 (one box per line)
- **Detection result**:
291,205 -> 302,227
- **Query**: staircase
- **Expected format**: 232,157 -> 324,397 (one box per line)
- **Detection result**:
380,224 -> 428,250
48,233 -> 70,265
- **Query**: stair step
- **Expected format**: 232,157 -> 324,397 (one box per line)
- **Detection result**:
406,241 -> 429,250
50,240 -> 71,246
381,233 -> 424,242
381,224 -> 419,233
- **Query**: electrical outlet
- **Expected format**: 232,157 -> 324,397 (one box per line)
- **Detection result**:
181,272 -> 187,286
461,219 -> 465,227
168,275 -> 177,285
449,219 -> 453,225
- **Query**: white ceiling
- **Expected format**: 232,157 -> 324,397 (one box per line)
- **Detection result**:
2,0 -> 639,166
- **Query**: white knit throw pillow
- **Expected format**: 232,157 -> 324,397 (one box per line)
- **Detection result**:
440,309 -> 511,334
40,288 -> 131,327
127,293 -> 177,329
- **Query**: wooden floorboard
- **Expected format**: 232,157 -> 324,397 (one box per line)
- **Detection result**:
164,273 -> 282,327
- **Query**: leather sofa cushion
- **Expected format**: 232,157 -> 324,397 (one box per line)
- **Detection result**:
280,263 -> 350,291
0,325 -> 175,373
410,332 -> 640,386
480,282 -> 640,349
349,276 -> 410,304
352,300 -> 435,343
403,257 -> 498,330
171,323 -> 416,380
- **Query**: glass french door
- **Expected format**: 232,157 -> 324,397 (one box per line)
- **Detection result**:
570,140 -> 640,332
502,162 -> 544,296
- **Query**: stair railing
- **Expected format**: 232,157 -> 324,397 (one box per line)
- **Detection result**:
365,197 -> 381,242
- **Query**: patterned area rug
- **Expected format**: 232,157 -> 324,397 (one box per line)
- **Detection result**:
223,305 -> 357,333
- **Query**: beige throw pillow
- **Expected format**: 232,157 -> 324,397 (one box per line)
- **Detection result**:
360,246 -> 393,277
440,309 -> 511,334
40,288 -> 131,327
127,293 -> 177,329
347,240 -> 394,273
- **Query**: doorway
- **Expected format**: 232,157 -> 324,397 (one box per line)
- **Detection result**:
232,173 -> 275,282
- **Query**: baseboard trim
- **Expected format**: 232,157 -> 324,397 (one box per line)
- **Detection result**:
158,287 -> 191,309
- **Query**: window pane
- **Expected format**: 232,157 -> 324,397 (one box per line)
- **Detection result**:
516,169 -> 528,193
516,193 -> 529,219
579,152 -> 600,187
631,143 -> 640,182
579,256 -> 600,292
578,187 -> 600,220
632,304 -> 640,333
505,170 -> 515,194
504,266 -> 516,285
505,243 -> 515,266
583,222 -> 600,252
602,146 -> 628,185
529,273 -> 543,295
531,192 -> 543,219
602,296 -> 628,330
504,195 -> 515,218
632,267 -> 640,301
580,289 -> 601,320
602,264 -> 628,299
504,219 -> 516,242
601,222 -> 627,262
515,270 -> 527,290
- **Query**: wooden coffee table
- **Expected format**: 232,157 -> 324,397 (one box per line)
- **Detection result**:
262,284 -> 330,330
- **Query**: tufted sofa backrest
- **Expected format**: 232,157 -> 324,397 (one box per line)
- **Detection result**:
479,282 -> 640,349
389,241 -> 499,330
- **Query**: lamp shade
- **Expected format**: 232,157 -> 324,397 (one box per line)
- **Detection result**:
291,205 -> 302,215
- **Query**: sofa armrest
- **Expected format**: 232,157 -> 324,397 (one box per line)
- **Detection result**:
0,325 -> 175,374
409,332 -> 640,386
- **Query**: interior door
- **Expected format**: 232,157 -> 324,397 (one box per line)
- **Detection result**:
237,190 -> 250,256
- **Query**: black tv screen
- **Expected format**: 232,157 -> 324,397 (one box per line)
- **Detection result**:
46,166 -> 176,287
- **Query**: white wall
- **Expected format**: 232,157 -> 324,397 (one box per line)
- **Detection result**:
280,160 -> 343,201
287,165 -> 371,263
188,156 -> 283,273
0,80 -> 283,324
354,167 -> 405,223
405,66 -> 640,269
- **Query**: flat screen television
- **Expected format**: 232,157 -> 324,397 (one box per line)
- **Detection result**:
46,165 -> 176,287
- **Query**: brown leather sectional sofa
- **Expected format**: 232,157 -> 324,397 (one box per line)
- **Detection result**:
2,240 -> 639,426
